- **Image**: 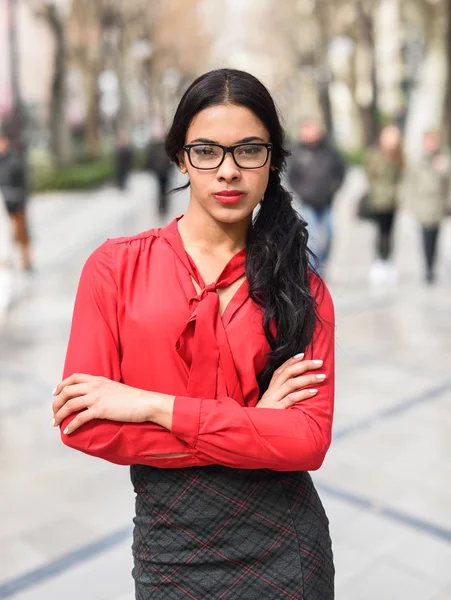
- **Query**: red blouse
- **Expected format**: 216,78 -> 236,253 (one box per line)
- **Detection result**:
61,217 -> 335,471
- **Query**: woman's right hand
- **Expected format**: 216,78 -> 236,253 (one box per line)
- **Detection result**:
256,354 -> 325,410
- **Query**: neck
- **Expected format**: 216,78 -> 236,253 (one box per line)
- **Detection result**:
178,199 -> 250,254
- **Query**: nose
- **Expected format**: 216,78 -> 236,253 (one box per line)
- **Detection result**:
216,152 -> 241,182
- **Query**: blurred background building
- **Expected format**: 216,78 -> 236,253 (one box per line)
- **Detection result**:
0,0 -> 450,169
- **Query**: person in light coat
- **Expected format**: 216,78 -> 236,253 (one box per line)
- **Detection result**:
406,130 -> 450,284
364,125 -> 404,285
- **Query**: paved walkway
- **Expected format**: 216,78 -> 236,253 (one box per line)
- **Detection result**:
0,169 -> 450,600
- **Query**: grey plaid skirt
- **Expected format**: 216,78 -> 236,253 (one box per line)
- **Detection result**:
130,465 -> 334,599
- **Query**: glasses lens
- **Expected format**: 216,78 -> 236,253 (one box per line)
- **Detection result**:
189,145 -> 223,168
234,144 -> 267,168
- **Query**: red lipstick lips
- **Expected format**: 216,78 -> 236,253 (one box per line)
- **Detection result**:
214,190 -> 244,205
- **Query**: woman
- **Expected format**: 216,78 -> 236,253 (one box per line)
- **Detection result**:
364,124 -> 404,285
0,132 -> 32,271
52,69 -> 335,599
407,130 -> 450,284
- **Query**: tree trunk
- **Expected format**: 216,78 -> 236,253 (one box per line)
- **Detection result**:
6,0 -> 24,152
314,0 -> 334,134
84,65 -> 101,159
46,5 -> 73,166
444,0 -> 451,145
355,2 -> 379,146
403,1 -> 447,160
116,29 -> 131,133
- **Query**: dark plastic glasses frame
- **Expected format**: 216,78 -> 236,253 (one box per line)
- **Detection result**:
182,142 -> 273,170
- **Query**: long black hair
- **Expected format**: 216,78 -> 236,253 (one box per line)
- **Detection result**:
165,68 -> 322,393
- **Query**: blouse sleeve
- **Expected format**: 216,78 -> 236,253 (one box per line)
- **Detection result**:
60,241 -> 207,468
171,282 -> 335,472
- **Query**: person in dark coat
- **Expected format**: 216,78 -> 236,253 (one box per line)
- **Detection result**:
287,119 -> 345,273
0,187 -> 14,317
113,131 -> 133,190
146,134 -> 172,217
0,133 -> 32,271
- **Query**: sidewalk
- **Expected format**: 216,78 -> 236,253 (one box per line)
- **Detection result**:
0,169 -> 450,600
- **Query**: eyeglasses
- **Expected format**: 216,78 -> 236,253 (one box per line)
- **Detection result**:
183,142 -> 272,170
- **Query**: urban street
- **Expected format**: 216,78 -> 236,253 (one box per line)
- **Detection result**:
0,169 -> 450,600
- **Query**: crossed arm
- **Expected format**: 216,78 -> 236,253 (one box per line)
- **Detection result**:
53,246 -> 335,472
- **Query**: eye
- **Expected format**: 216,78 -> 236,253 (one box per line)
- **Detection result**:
192,145 -> 220,156
237,145 -> 263,156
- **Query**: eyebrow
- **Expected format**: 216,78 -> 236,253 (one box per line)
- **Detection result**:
188,136 -> 267,144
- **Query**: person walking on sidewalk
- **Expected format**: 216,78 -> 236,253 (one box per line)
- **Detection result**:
52,69 -> 335,599
364,124 -> 404,285
406,130 -> 450,284
0,132 -> 33,271
113,131 -> 133,191
287,119 -> 346,274
146,126 -> 172,217
0,189 -> 14,320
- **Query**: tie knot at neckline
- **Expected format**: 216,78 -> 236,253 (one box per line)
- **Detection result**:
189,282 -> 218,307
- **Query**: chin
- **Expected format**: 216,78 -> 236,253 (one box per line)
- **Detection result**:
208,203 -> 255,225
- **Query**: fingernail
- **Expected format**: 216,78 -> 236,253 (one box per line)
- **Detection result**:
316,374 -> 326,380
63,427 -> 69,435
312,360 -> 323,365
294,353 -> 304,359
309,389 -> 318,394
52,387 -> 57,396
52,418 -> 56,427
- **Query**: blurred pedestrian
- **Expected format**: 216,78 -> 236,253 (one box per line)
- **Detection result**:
0,132 -> 33,271
113,131 -> 133,190
364,124 -> 404,285
287,119 -> 346,274
406,130 -> 450,284
146,127 -> 172,217
0,189 -> 14,319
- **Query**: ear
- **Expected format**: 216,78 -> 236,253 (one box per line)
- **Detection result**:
178,150 -> 187,173
270,165 -> 278,172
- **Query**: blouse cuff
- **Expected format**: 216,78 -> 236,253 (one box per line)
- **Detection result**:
171,395 -> 202,448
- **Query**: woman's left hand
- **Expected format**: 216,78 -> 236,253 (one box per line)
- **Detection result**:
52,373 -> 155,434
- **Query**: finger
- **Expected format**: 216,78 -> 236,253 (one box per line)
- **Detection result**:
52,383 -> 93,418
62,408 -> 96,435
282,372 -> 326,395
280,388 -> 318,409
282,360 -> 324,381
52,373 -> 97,397
275,360 -> 323,391
271,353 -> 305,386
282,353 -> 306,369
54,394 -> 95,427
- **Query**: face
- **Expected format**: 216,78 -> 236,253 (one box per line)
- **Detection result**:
179,104 -> 272,225
300,121 -> 322,144
380,126 -> 401,152
0,136 -> 9,154
423,132 -> 439,154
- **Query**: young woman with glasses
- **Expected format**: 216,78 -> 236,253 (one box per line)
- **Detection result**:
52,69 -> 335,599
